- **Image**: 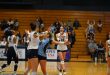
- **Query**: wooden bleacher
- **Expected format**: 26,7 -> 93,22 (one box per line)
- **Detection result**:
0,9 -> 110,62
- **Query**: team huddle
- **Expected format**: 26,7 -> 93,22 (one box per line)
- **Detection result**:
0,22 -> 69,75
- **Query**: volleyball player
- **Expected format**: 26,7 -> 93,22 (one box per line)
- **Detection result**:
106,37 -> 110,75
0,30 -> 18,75
38,32 -> 51,75
24,23 -> 41,75
53,26 -> 69,75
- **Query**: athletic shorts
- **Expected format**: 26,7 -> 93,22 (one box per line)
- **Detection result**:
38,55 -> 46,60
27,49 -> 38,59
7,47 -> 18,63
57,50 -> 67,52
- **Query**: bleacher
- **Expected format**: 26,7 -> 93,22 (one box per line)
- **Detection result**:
0,10 -> 110,62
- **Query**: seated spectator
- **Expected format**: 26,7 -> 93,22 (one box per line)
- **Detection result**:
68,25 -> 73,32
16,31 -> 22,45
97,19 -> 103,33
1,19 -> 9,30
22,29 -> 30,46
67,19 -> 72,27
63,21 -> 68,32
106,32 -> 110,40
14,19 -> 19,30
53,18 -> 61,34
97,41 -> 105,62
88,41 -> 98,62
86,32 -> 95,42
73,18 -> 81,29
68,30 -> 76,48
7,18 -> 14,29
0,38 -> 7,46
4,27 -> 11,39
35,17 -> 44,32
50,24 -> 56,33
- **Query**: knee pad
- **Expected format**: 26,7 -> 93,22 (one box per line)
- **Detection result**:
60,61 -> 64,64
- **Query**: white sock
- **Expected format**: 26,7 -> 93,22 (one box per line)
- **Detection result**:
31,72 -> 37,75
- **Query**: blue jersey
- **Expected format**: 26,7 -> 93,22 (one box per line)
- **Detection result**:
38,38 -> 50,57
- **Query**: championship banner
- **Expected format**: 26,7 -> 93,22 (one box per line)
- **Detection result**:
46,49 -> 57,60
0,48 -> 25,60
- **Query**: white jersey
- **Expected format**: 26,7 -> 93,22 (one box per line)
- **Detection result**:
7,35 -> 16,47
56,32 -> 68,50
107,40 -> 110,48
27,31 -> 40,49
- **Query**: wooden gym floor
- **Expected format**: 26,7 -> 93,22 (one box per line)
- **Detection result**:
0,61 -> 107,75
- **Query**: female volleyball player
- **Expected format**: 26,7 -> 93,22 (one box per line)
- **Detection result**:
0,30 -> 18,75
53,26 -> 69,75
106,37 -> 110,75
24,23 -> 40,75
38,32 -> 51,75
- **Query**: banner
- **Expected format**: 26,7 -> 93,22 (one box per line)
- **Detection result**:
46,49 -> 57,60
0,48 -> 25,60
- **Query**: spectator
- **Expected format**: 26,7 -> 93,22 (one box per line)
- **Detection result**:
97,20 -> 103,32
22,30 -> 30,46
88,41 -> 98,62
0,37 -> 7,46
35,17 -> 44,32
97,41 -> 105,62
68,30 -> 76,48
68,25 -> 73,32
14,19 -> 19,30
87,20 -> 95,30
7,18 -> 14,29
86,32 -> 95,42
1,19 -> 8,30
86,20 -> 95,34
53,18 -> 61,34
72,30 -> 76,45
73,18 -> 81,29
63,22 -> 68,32
67,19 -> 72,27
50,24 -> 56,33
106,32 -> 110,40
16,31 -> 22,45
4,27 -> 11,39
